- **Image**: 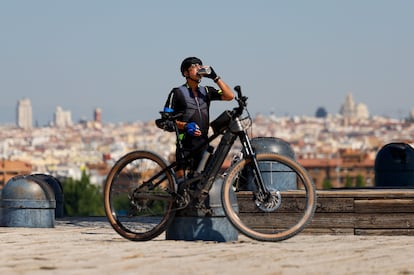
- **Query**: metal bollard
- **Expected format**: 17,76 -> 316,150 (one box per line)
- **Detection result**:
166,176 -> 239,242
29,174 -> 64,218
0,175 -> 56,228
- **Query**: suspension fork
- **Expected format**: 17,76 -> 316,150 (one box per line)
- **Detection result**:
239,133 -> 269,194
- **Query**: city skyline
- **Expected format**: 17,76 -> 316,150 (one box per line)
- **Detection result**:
2,102 -> 413,189
1,1 -> 413,124
6,91 -> 413,128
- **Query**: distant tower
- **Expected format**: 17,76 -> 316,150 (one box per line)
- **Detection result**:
355,103 -> 369,119
54,106 -> 73,127
339,93 -> 355,119
94,108 -> 102,124
16,98 -> 32,129
339,93 -> 369,124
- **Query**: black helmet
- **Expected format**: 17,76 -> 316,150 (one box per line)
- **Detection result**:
180,57 -> 203,76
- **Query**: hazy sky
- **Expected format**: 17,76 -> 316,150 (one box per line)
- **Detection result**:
1,1 -> 413,125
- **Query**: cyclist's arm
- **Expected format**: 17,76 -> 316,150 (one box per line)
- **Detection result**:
175,120 -> 186,130
216,78 -> 234,101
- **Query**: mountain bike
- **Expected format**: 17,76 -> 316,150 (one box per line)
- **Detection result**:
103,86 -> 317,242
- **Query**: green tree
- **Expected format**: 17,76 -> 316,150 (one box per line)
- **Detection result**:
62,171 -> 105,216
322,178 -> 332,189
345,175 -> 353,188
355,174 -> 365,188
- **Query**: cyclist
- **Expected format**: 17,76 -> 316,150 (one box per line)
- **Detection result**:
161,57 -> 234,179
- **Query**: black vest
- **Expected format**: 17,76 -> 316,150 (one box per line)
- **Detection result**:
178,85 -> 210,135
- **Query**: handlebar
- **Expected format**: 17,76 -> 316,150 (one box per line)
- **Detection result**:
232,85 -> 248,118
234,85 -> 242,98
159,112 -> 183,121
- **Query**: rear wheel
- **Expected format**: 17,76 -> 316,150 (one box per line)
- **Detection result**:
104,151 -> 176,241
221,153 -> 317,242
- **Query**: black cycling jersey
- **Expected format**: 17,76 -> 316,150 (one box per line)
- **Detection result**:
164,83 -> 223,169
165,84 -> 222,136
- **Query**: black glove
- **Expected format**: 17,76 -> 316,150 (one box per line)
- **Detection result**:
155,118 -> 175,132
204,66 -> 218,80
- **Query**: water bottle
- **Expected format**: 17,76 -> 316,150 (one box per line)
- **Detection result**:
196,146 -> 214,173
197,66 -> 212,76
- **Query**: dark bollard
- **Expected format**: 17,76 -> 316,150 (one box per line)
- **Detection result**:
375,142 -> 414,187
166,176 -> 239,242
0,175 -> 56,228
251,137 -> 296,159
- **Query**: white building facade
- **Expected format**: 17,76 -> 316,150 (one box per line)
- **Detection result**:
16,98 -> 32,129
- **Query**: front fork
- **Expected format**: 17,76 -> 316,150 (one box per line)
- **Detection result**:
239,134 -> 283,212
239,133 -> 269,195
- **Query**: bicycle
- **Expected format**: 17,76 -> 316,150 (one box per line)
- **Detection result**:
103,86 -> 317,242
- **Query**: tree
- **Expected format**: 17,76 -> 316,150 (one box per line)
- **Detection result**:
62,171 -> 105,216
315,107 -> 328,118
322,178 -> 332,189
345,175 -> 353,188
355,174 -> 365,188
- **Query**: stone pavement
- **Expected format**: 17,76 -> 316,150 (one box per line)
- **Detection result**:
1,217 -> 414,274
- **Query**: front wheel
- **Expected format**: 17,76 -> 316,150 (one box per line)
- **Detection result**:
221,153 -> 317,242
104,150 -> 176,241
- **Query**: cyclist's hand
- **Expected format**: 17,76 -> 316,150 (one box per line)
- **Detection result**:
204,66 -> 218,80
185,122 -> 201,136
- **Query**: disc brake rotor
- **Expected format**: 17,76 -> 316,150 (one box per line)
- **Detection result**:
255,191 -> 282,212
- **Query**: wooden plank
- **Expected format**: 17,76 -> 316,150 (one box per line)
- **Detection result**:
236,190 -> 309,198
355,199 -> 414,213
236,195 -> 353,213
301,227 -> 354,235
237,213 -> 303,229
236,193 -> 309,213
237,212 -> 356,229
317,189 -> 414,198
355,229 -> 414,236
316,197 -> 354,213
308,213 -> 356,228
355,213 -> 414,229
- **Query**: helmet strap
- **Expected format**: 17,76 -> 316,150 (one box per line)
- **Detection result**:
186,76 -> 201,84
